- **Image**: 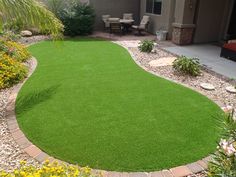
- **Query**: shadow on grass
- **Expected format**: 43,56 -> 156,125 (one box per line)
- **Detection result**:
16,85 -> 60,116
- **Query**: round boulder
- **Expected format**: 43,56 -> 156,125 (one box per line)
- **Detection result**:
20,30 -> 33,37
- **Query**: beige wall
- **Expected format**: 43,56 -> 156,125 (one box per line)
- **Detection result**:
193,0 -> 234,43
140,0 -> 175,37
90,0 -> 141,30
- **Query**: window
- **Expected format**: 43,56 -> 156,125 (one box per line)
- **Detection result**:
146,0 -> 162,15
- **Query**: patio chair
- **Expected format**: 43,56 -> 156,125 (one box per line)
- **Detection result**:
123,13 -> 133,20
108,18 -> 123,35
132,16 -> 150,35
110,22 -> 123,35
102,15 -> 111,30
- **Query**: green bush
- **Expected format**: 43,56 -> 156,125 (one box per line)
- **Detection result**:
59,3 -> 95,36
0,53 -> 28,89
173,56 -> 201,76
3,18 -> 24,33
208,111 -> 236,177
0,31 -> 21,42
138,40 -> 154,53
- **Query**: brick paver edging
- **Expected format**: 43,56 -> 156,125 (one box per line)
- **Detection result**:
6,56 -> 213,177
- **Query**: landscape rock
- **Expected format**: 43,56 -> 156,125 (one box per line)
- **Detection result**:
20,30 -> 33,37
226,86 -> 236,94
200,83 -> 215,91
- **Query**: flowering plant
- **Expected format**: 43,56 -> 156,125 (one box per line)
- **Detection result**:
0,160 -> 101,177
0,53 -> 27,89
208,111 -> 236,176
0,39 -> 31,62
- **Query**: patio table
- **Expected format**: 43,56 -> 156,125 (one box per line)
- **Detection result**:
120,19 -> 134,33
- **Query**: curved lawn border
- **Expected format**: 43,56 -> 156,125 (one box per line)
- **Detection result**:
5,41 -> 225,177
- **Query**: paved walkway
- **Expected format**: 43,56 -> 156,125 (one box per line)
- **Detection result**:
164,44 -> 236,79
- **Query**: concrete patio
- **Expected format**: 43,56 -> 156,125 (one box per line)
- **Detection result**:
164,44 -> 236,79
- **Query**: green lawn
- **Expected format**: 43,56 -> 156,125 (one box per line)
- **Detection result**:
16,38 -> 221,172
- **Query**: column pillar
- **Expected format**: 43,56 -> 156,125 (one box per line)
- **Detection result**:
172,0 -> 197,45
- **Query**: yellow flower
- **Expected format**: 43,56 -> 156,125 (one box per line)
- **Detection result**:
20,160 -> 26,166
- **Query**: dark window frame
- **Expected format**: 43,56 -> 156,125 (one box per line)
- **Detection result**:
146,0 -> 162,15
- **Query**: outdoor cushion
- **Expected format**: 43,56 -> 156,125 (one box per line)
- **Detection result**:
132,16 -> 150,30
123,13 -> 133,20
228,39 -> 236,43
223,43 -> 236,52
102,15 -> 111,28
132,25 -> 138,29
108,18 -> 120,23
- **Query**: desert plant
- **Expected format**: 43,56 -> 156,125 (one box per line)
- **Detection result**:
0,0 -> 64,38
0,53 -> 28,89
173,56 -> 201,76
138,40 -> 154,53
208,111 -> 236,177
59,2 -> 95,36
0,160 -> 100,177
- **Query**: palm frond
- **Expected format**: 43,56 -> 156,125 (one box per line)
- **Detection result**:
0,0 -> 64,38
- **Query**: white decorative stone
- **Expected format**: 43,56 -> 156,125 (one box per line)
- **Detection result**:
20,30 -> 33,37
226,86 -> 236,94
151,49 -> 157,53
222,105 -> 234,113
200,83 -> 215,90
154,42 -> 158,47
149,57 -> 177,67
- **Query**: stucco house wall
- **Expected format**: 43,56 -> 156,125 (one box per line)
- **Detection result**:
89,0 -> 141,30
82,0 -> 234,44
193,0 -> 234,43
140,0 -> 175,37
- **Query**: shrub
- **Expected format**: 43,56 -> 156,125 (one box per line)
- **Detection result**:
138,40 -> 154,53
0,39 -> 31,62
59,3 -> 95,36
3,18 -> 24,33
0,160 -> 100,177
208,111 -> 236,177
0,31 -> 21,42
173,56 -> 201,76
0,53 -> 28,89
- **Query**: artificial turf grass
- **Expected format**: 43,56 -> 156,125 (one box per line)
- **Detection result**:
16,38 -> 222,172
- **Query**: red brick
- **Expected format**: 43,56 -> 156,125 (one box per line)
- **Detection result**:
197,160 -> 208,170
35,152 -> 50,163
16,137 -> 32,149
12,129 -> 24,140
150,171 -> 163,177
186,162 -> 204,174
24,145 -> 41,158
162,170 -> 173,177
170,166 -> 192,177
